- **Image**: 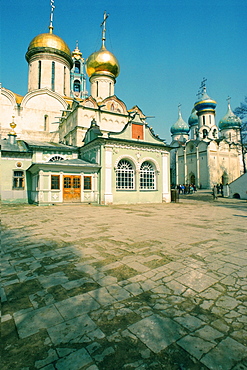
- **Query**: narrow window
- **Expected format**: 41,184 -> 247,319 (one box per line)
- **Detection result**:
209,115 -> 212,124
38,61 -> 41,89
96,81 -> 99,97
51,175 -> 60,189
13,171 -> 24,189
51,61 -> 55,91
140,161 -> 155,190
116,160 -> 134,190
84,176 -> 92,190
63,67 -> 66,95
203,129 -> 208,138
44,115 -> 48,131
203,115 -> 206,125
74,61 -> 80,73
109,82 -> 112,96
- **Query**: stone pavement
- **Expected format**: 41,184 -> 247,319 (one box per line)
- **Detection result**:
1,191 -> 247,370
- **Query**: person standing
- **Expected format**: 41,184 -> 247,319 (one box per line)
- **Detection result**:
213,185 -> 218,200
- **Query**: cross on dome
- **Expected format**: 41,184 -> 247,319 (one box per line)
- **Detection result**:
100,11 -> 109,48
49,0 -> 55,33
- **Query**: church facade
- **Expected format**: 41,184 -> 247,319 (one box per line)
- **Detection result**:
0,13 -> 171,205
170,86 -> 244,189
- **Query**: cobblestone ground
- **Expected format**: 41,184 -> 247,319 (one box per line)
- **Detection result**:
1,191 -> 247,370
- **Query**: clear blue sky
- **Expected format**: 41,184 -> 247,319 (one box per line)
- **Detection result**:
1,0 -> 246,142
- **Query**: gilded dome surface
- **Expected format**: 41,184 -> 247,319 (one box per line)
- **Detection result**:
26,32 -> 73,67
86,46 -> 120,78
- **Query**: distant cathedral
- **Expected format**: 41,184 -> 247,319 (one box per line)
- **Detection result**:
0,8 -> 171,204
170,80 -> 244,189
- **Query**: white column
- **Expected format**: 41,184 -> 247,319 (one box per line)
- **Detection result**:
175,150 -> 178,186
162,153 -> 170,202
104,148 -> 113,204
59,172 -> 63,202
196,146 -> 200,188
184,148 -> 187,184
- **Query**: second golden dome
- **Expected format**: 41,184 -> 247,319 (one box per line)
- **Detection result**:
86,46 -> 120,78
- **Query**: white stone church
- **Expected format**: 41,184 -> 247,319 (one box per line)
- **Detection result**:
0,11 -> 171,205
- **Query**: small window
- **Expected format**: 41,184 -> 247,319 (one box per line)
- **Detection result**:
51,175 -> 60,189
13,171 -> 24,189
64,177 -> 71,188
74,61 -> 80,74
203,129 -> 208,139
84,176 -> 92,190
73,177 -> 81,188
73,80 -> 81,92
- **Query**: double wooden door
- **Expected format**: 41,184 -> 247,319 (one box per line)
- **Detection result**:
63,175 -> 81,202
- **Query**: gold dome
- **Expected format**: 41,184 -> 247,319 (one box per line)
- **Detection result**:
86,45 -> 120,78
26,32 -> 73,68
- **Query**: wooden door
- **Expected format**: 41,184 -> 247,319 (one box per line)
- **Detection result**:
63,176 -> 81,202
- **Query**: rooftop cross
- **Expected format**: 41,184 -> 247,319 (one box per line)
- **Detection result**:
201,77 -> 207,89
178,103 -> 182,115
227,96 -> 231,106
49,0 -> 55,34
100,11 -> 109,48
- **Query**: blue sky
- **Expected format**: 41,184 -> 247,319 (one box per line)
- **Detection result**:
1,0 -> 246,142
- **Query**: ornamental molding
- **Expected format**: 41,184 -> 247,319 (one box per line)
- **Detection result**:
104,142 -> 167,154
21,88 -> 68,109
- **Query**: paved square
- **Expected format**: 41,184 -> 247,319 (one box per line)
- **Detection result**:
1,191 -> 247,369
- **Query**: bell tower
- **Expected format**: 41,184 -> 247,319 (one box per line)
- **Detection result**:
70,42 -> 87,99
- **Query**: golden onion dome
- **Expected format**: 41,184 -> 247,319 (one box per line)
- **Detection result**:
26,32 -> 73,68
86,45 -> 120,78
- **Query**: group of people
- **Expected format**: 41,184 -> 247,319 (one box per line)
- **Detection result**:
177,184 -> 197,194
212,183 -> 228,199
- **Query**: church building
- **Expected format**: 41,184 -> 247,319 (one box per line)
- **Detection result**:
170,81 -> 244,189
0,10 -> 171,205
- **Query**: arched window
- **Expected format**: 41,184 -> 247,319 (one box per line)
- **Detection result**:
203,129 -> 208,139
140,161 -> 155,190
44,115 -> 48,131
212,129 -> 217,138
116,159 -> 134,190
74,61 -> 80,74
49,156 -> 64,162
73,80 -> 81,92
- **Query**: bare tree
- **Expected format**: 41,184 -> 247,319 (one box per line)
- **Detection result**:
234,97 -> 247,173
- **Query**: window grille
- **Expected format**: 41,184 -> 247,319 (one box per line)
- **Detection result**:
84,176 -> 92,190
51,175 -> 60,189
116,160 -> 134,190
49,156 -> 64,162
140,161 -> 155,190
